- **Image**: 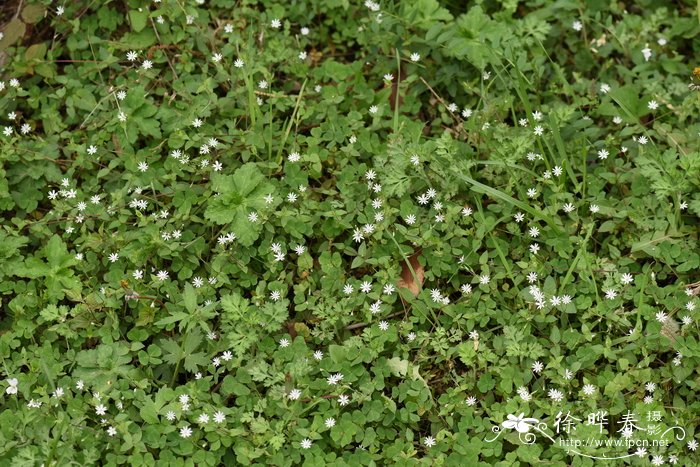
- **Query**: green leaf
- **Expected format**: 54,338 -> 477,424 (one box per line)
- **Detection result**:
129,9 -> 149,32
21,5 -> 46,24
205,164 -> 274,246
0,19 -> 26,49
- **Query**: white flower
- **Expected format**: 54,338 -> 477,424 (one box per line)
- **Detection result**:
279,338 -> 290,348
313,350 -> 324,360
383,284 -> 395,295
589,204 -> 600,213
638,135 -> 648,145
645,382 -> 656,392
533,125 -> 544,136
597,148 -> 609,160
107,426 -> 117,437
688,440 -> 698,451
423,436 -> 436,447
301,27 -> 310,35
647,100 -> 658,110
655,311 -> 667,323
532,361 -> 543,373
288,389 -> 302,400
369,105 -> 378,114
95,404 -> 107,415
343,284 -> 354,295
548,388 -> 564,402
514,212 -> 525,222
300,439 -> 312,449
180,426 -> 192,438
325,417 -> 336,428
572,20 -> 583,31
620,273 -> 634,285
212,53 -> 222,63
127,51 -> 138,61
270,19 -> 282,29
156,270 -> 169,281
360,281 -> 372,293
526,188 -> 537,198
378,321 -> 389,331
410,53 -> 420,62
460,284 -> 472,294
248,212 -> 258,222
327,373 -> 344,385
583,384 -> 596,395
142,60 -> 153,70
108,253 -> 119,263
462,108 -> 473,118
465,396 -> 477,406
407,332 -> 416,342
642,46 -> 652,61
234,58 -> 245,68
479,275 -> 490,285
198,413 -> 210,424
192,277 -> 203,288
213,411 -> 225,423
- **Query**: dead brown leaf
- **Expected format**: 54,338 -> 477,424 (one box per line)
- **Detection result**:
397,251 -> 425,297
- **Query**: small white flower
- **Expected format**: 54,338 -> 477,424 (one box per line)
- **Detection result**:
108,253 -> 119,263
313,350 -> 324,360
213,411 -> 226,423
279,338 -> 290,348
572,20 -> 583,31
338,394 -> 350,406
548,388 -> 564,402
648,100 -> 658,110
234,59 -> 245,68
212,53 -> 222,63
533,125 -> 544,136
378,321 -> 389,331
180,426 -> 192,438
300,438 -> 312,449
324,417 -> 336,428
532,361 -> 543,373
582,384 -> 596,396
424,436 -> 436,447
287,389 -> 302,400
142,60 -> 153,70
655,311 -> 667,323
642,46 -> 652,61
410,53 -> 420,62
621,273 -> 634,285
270,19 -> 282,29
369,105 -> 378,114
